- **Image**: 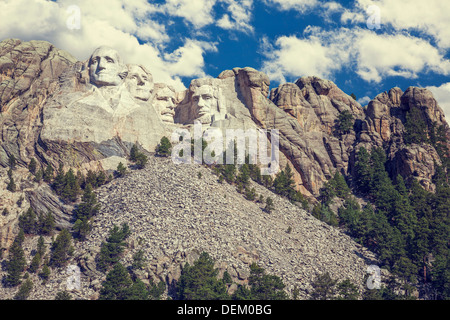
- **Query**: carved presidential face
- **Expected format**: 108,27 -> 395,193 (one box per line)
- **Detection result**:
154,86 -> 176,123
126,65 -> 153,101
89,46 -> 125,87
192,85 -> 218,124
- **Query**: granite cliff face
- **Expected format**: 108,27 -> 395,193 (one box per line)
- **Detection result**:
1,39 -> 449,299
1,39 -> 448,200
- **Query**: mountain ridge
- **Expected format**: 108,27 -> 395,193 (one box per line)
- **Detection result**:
1,38 -> 449,300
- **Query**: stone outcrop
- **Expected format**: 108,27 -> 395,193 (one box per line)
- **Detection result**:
267,76 -> 365,196
0,39 -> 77,168
355,86 -> 449,190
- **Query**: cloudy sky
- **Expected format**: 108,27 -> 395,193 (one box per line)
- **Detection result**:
1,0 -> 449,118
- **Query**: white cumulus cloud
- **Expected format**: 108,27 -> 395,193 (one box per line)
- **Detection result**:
427,83 -> 450,120
355,0 -> 450,49
261,26 -> 450,85
264,0 -> 319,12
162,0 -> 217,29
354,31 -> 450,83
217,0 -> 253,33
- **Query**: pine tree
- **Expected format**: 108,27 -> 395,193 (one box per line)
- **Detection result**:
370,148 -> 397,214
73,218 -> 91,242
248,156 -> 262,184
73,184 -> 100,240
273,164 -> 297,200
115,162 -> 127,178
28,158 -> 37,174
355,146 -> 372,194
134,152 -> 148,169
51,163 -> 65,195
6,174 -> 16,192
39,259 -> 50,283
222,164 -> 236,183
97,224 -> 130,272
232,284 -> 254,300
130,143 -> 139,162
319,180 -> 336,205
61,168 -> 81,203
13,276 -> 33,300
96,170 -> 107,187
8,154 -> 16,169
392,256 -> 418,285
313,204 -> 338,227
37,236 -> 46,257
404,107 -> 429,145
50,229 -> 74,268
131,249 -> 146,271
259,173 -> 272,187
236,163 -> 250,188
336,279 -> 359,300
336,110 -> 354,135
392,175 -> 417,246
99,263 -> 133,300
264,197 -> 274,213
55,291 -> 72,300
245,187 -> 256,201
34,168 -> 43,182
332,171 -> 351,199
75,184 -> 100,220
18,207 -> 38,235
156,136 -> 172,157
38,211 -> 55,235
127,278 -> 150,300
29,252 -> 41,274
338,196 -> 361,230
4,230 -> 27,287
148,278 -> 166,300
176,252 -> 228,300
85,170 -> 97,188
246,263 -> 288,300
43,163 -> 54,183
309,272 -> 337,300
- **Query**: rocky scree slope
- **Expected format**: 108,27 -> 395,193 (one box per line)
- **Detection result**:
0,155 -> 378,300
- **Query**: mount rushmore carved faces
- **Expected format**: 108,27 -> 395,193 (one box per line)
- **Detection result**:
126,64 -> 153,101
154,83 -> 176,123
88,46 -> 127,87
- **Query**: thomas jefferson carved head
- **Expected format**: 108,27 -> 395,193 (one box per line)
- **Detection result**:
154,83 -> 176,123
126,64 -> 153,101
88,46 -> 127,87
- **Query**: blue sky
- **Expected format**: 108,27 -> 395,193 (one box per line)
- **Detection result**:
1,0 -> 450,116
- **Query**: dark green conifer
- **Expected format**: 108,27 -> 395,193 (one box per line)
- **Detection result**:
13,276 -> 33,300
4,231 -> 27,287
115,162 -> 127,177
28,158 -> 37,174
156,136 -> 172,157
99,263 -> 133,300
43,163 -> 54,183
50,229 -> 74,268
176,252 -> 228,300
19,207 -> 38,235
